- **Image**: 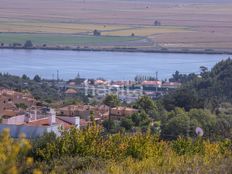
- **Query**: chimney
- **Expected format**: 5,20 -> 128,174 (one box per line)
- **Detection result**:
34,108 -> 37,120
74,117 -> 80,129
49,108 -> 56,125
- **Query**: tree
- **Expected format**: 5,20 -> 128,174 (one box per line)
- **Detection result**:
33,75 -> 41,82
22,74 -> 30,80
161,108 -> 198,139
131,111 -> 150,127
103,94 -> 120,131
188,109 -> 216,133
120,118 -> 133,131
200,66 -> 209,78
90,110 -> 95,124
161,107 -> 218,140
93,29 -> 101,36
103,94 -> 120,108
102,119 -> 116,132
154,20 -> 161,26
24,40 -> 33,48
135,96 -> 158,116
166,58 -> 232,111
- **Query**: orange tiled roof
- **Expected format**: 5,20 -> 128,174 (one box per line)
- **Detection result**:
142,80 -> 162,86
80,119 -> 90,127
65,88 -> 78,94
162,82 -> 181,86
26,118 -> 73,129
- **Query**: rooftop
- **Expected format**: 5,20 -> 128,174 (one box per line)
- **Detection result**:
142,80 -> 162,86
25,117 -> 73,129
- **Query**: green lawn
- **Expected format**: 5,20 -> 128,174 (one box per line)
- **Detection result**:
0,33 -> 142,46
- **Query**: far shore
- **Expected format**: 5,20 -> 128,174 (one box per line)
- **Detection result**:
1,46 -> 232,55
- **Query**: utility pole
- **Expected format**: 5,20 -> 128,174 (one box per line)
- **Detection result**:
155,71 -> 158,80
57,70 -> 59,82
155,71 -> 158,94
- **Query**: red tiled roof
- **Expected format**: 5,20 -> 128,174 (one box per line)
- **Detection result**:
26,118 -> 73,129
80,119 -> 90,127
162,82 -> 181,86
142,81 -> 162,86
68,82 -> 76,87
65,88 -> 78,94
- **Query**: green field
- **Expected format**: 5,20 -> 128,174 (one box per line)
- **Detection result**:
0,33 -> 142,46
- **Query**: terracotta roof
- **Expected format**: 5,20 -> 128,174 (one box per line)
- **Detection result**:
95,80 -> 106,85
142,81 -> 162,86
80,119 -> 90,127
26,118 -> 73,129
68,82 -> 76,86
111,81 -> 127,86
65,88 -> 78,94
112,107 -> 138,112
162,82 -> 181,86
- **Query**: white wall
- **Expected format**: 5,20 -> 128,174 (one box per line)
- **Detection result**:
0,124 -> 60,138
57,116 -> 80,129
2,115 -> 25,125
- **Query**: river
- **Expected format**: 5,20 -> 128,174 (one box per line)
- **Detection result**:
0,49 -> 230,80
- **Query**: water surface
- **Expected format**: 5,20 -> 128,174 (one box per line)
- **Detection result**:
0,49 -> 230,80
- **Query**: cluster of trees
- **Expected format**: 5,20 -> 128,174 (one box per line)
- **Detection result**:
0,40 -> 33,48
161,59 -> 232,139
0,73 -> 60,102
163,58 -> 232,111
0,73 -> 90,105
102,94 -> 231,140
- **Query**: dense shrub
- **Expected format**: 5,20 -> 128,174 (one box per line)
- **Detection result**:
0,126 -> 232,173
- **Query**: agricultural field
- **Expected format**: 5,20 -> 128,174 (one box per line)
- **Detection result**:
0,0 -> 232,50
0,33 -> 143,47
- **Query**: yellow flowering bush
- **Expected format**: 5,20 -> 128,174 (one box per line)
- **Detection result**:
0,129 -> 31,174
0,126 -> 231,173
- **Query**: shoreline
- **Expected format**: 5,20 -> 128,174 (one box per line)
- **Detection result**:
1,46 -> 232,55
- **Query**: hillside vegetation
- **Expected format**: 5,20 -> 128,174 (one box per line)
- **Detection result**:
0,126 -> 231,174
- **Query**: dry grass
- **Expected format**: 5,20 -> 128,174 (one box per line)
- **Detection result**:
103,26 -> 191,36
0,21 -> 128,34
0,0 -> 232,50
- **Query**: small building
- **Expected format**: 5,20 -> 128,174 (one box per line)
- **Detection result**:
68,81 -> 76,86
162,82 -> 181,89
142,80 -> 162,88
0,89 -> 36,116
94,80 -> 109,86
0,108 -> 80,138
111,81 -> 128,87
110,107 -> 138,119
58,104 -> 109,121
